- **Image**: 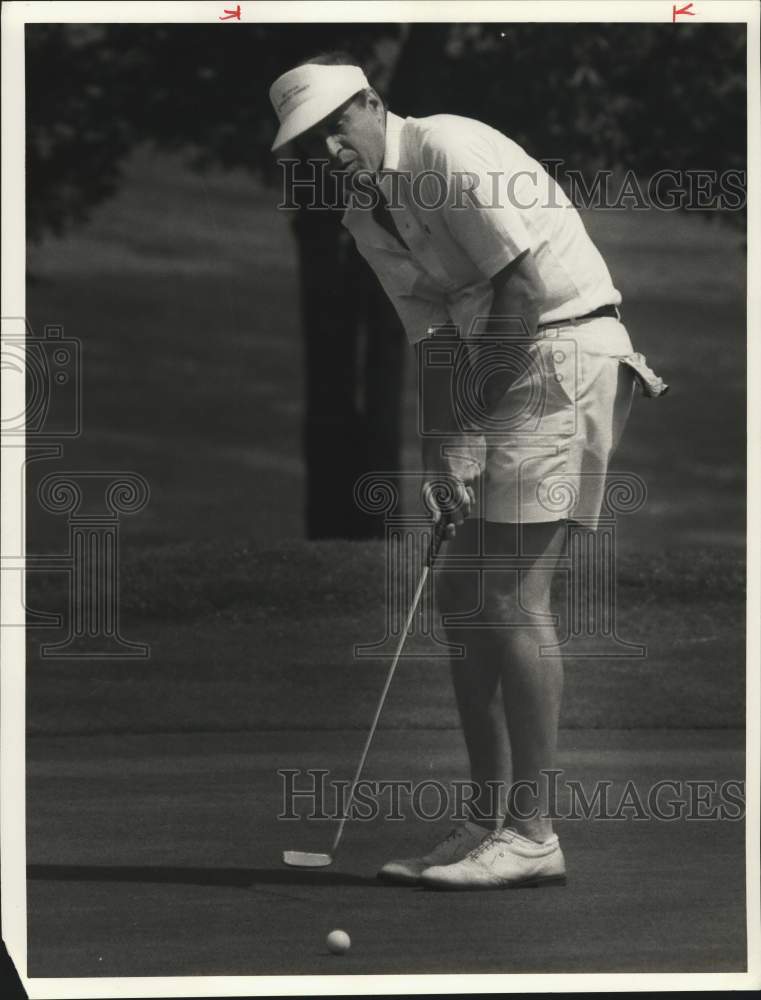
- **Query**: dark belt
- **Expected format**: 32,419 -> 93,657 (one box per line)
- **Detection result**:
539,304 -> 620,329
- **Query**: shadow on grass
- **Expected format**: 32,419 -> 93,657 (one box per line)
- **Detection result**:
27,863 -> 380,889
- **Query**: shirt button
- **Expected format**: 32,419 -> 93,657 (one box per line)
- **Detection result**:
555,374 -> 564,382
554,351 -> 565,363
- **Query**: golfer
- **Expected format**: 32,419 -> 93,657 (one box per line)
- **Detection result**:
269,54 -> 662,890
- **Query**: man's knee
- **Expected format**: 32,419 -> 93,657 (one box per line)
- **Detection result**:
436,558 -> 554,624
481,577 -> 552,625
481,586 -> 524,625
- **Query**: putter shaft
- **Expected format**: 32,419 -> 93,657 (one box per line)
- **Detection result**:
282,524 -> 446,868
330,524 -> 446,855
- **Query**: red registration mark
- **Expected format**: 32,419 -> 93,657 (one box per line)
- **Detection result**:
672,2 -> 695,21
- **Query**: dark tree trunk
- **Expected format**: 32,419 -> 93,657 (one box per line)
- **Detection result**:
294,207 -> 405,540
290,28 -> 439,540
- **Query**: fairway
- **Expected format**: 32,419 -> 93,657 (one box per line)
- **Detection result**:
24,538 -> 746,976
27,730 -> 745,976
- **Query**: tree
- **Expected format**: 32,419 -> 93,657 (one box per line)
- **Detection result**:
27,21 -> 746,239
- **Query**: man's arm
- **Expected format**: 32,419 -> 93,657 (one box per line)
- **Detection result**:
418,333 -> 479,530
420,248 -> 546,448
489,249 -> 544,338
476,248 -> 547,411
419,249 -> 546,530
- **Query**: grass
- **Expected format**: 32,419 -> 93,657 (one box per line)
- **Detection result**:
27,537 -> 744,734
29,534 -> 744,623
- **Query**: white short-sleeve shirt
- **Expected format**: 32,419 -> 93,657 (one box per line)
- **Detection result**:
341,111 -> 622,344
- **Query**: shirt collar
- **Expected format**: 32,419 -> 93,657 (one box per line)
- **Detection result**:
342,111 -> 407,235
381,111 -> 405,172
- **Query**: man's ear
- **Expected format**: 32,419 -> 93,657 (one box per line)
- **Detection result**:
365,88 -> 385,117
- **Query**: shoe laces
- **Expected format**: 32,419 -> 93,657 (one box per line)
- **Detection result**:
468,829 -> 505,859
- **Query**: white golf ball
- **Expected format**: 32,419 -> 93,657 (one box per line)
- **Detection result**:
326,929 -> 351,955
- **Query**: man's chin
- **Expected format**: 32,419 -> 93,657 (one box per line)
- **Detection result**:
343,160 -> 368,175
333,163 -> 375,187
328,160 -> 360,177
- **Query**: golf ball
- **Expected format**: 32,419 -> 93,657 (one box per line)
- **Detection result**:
326,929 -> 351,955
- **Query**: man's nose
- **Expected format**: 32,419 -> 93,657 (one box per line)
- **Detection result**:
325,135 -> 342,159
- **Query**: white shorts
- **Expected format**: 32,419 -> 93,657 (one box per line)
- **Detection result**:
465,316 -> 637,529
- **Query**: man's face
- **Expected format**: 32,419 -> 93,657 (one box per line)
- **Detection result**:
296,91 -> 386,175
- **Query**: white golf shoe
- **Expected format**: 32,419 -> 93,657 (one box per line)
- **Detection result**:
377,820 -> 491,885
420,827 -> 567,891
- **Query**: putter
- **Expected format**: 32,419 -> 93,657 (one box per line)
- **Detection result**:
283,520 -> 448,868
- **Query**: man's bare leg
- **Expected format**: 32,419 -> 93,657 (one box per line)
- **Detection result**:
450,648 -> 511,830
437,520 -> 509,830
437,519 -> 566,843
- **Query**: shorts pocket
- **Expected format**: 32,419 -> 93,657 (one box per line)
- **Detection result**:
617,353 -> 670,397
536,338 -> 579,406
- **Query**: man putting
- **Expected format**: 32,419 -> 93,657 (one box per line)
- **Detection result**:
269,54 -> 650,890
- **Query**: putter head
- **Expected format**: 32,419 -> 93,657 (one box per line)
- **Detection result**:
282,850 -> 333,868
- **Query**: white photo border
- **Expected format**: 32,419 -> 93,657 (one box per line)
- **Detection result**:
2,2 -> 759,996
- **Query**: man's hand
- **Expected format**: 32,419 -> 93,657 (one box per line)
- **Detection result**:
422,434 -> 484,539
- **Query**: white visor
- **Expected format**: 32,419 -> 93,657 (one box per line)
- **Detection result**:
269,63 -> 369,151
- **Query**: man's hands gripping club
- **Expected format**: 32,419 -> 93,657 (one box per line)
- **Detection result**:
422,436 -> 483,540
